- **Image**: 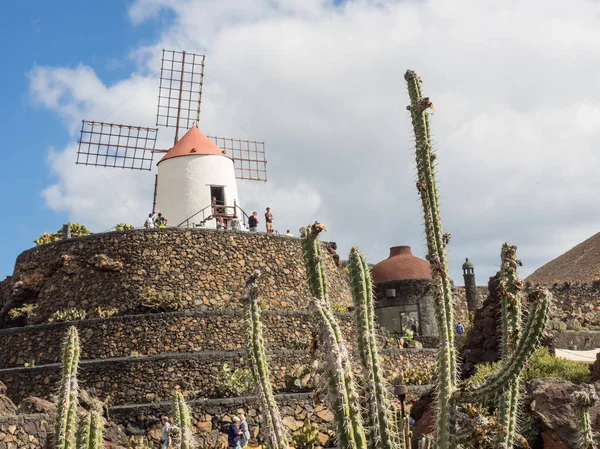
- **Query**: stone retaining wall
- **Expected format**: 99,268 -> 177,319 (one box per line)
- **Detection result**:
0,414 -> 49,449
110,389 -> 431,447
551,330 -> 600,350
0,311 -> 412,369
0,349 -> 436,406
0,228 -> 350,325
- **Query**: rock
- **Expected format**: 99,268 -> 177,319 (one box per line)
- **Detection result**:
525,377 -> 600,449
126,422 -> 146,436
197,420 -> 212,433
315,408 -> 333,423
282,416 -> 303,431
0,394 -> 17,417
591,352 -> 600,382
103,421 -> 129,446
317,432 -> 330,446
17,397 -> 56,419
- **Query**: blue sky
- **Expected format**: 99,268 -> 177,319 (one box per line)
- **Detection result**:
2,0 -> 600,285
0,1 -> 166,278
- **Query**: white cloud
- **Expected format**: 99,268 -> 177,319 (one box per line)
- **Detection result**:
28,0 -> 600,284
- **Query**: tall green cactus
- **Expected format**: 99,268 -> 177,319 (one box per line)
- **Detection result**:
572,385 -> 598,449
243,270 -> 290,449
405,69 -> 552,448
173,392 -> 193,449
498,243 -> 524,446
300,224 -> 367,449
349,246 -> 396,449
55,326 -> 81,449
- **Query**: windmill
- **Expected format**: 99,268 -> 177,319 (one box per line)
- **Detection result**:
76,49 -> 267,229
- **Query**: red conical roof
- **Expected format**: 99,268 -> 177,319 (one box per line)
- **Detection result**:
158,125 -> 231,164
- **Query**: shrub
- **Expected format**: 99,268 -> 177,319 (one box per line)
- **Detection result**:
292,419 -> 320,449
141,288 -> 186,311
48,308 -> 88,323
93,306 -> 118,318
8,304 -> 38,320
34,223 -> 91,246
114,223 -> 134,232
215,362 -> 253,397
330,303 -> 349,313
566,318 -> 583,331
471,347 -> 590,385
550,319 -> 568,331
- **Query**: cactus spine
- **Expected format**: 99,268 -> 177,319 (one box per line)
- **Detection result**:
572,385 -> 598,449
55,326 -> 81,449
349,246 -> 396,449
90,412 -> 103,449
173,392 -> 193,449
301,224 -> 367,449
243,270 -> 290,449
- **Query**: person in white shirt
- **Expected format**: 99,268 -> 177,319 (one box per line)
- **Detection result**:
144,212 -> 157,229
160,416 -> 170,449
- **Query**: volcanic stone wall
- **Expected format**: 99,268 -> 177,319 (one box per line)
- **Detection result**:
0,228 -> 350,325
0,414 -> 48,449
0,310 -> 418,369
0,347 -> 435,406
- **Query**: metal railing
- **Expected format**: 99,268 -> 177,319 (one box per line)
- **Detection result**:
177,200 -> 251,229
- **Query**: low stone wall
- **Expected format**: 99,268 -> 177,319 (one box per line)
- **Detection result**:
110,389 -> 431,447
539,283 -> 600,326
551,330 -> 600,350
0,228 -> 350,325
0,311 -> 408,369
0,349 -> 436,406
0,414 -> 49,449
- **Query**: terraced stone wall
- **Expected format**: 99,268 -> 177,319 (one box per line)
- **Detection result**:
0,348 -> 435,406
0,311 -> 414,369
0,228 -> 350,325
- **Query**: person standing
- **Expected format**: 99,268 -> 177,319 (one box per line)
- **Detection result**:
155,213 -> 168,228
265,207 -> 274,234
248,212 -> 259,232
228,417 -> 242,449
160,416 -> 171,449
456,322 -> 464,335
239,414 -> 250,448
145,212 -> 157,229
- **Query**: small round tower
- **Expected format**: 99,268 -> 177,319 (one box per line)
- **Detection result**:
371,246 -> 437,337
155,126 -> 240,227
462,258 -> 481,314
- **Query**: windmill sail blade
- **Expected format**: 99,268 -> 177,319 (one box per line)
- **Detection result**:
156,49 -> 206,143
208,136 -> 267,182
77,120 -> 158,171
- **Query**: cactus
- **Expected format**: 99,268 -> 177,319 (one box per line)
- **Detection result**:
76,413 -> 91,449
173,392 -> 193,449
405,69 -> 552,448
497,243 -> 523,446
301,224 -> 367,449
572,385 -> 598,449
55,326 -> 81,449
243,269 -> 290,449
349,246 -> 396,449
399,414 -> 412,449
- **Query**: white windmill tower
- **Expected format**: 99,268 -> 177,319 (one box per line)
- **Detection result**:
76,50 -> 267,229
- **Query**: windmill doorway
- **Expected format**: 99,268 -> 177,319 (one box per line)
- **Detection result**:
210,186 -> 226,215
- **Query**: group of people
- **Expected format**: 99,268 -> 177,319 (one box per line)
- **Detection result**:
144,211 -> 168,229
160,414 -> 250,449
248,207 -> 274,233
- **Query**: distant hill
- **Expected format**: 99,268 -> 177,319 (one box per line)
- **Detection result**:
526,231 -> 600,284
